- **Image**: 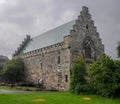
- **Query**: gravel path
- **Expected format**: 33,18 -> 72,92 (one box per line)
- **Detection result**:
0,89 -> 32,94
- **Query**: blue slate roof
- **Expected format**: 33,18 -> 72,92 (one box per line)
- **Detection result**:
22,20 -> 75,53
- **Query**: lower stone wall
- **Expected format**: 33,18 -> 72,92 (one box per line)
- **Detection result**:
23,48 -> 71,91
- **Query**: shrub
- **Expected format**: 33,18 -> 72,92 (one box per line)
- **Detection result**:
89,55 -> 120,98
70,58 -> 87,94
1,58 -> 25,83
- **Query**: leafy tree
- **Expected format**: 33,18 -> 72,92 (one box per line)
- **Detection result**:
1,58 -> 25,82
70,58 -> 87,94
117,42 -> 120,57
114,60 -> 120,96
89,55 -> 120,98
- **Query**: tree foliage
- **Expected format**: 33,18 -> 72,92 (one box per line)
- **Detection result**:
70,58 -> 87,94
89,55 -> 120,98
1,58 -> 25,82
117,42 -> 120,57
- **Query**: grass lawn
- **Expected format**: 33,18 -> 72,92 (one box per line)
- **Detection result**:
0,86 -> 18,90
0,92 -> 120,104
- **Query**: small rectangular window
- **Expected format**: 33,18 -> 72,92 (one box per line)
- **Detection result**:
58,56 -> 60,64
65,75 -> 68,82
41,63 -> 42,69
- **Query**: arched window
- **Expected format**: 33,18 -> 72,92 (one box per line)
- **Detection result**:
85,47 -> 91,58
83,37 -> 92,59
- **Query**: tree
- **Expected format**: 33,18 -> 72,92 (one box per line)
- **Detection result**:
1,58 -> 25,82
70,58 -> 87,94
117,42 -> 120,57
114,60 -> 120,96
89,55 -> 120,98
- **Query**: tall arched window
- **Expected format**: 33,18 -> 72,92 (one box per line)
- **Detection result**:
83,37 -> 92,59
85,47 -> 91,58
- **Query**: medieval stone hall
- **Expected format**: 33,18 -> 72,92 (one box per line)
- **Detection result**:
13,6 -> 104,91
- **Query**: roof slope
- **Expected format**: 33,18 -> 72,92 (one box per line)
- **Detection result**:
22,20 -> 75,53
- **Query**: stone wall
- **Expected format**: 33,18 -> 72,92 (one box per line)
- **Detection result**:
17,37 -> 71,91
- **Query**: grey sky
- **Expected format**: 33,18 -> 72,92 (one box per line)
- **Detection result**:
0,0 -> 119,59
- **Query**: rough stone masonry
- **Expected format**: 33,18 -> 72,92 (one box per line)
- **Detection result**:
13,6 -> 104,91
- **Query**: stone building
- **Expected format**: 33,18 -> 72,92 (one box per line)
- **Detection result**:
13,6 -> 104,91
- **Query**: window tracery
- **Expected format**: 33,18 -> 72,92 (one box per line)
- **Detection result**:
83,37 -> 92,58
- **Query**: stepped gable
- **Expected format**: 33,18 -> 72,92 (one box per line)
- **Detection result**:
13,35 -> 31,56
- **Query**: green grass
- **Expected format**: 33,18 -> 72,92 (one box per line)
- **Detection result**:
0,92 -> 120,104
0,85 -> 40,91
0,86 -> 18,90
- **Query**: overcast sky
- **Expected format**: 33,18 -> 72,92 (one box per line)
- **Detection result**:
0,0 -> 120,59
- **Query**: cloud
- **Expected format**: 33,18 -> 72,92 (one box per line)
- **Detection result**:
0,0 -> 119,59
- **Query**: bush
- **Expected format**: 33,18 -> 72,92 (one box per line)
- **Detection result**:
70,58 -> 88,94
1,58 -> 25,83
89,55 -> 120,98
